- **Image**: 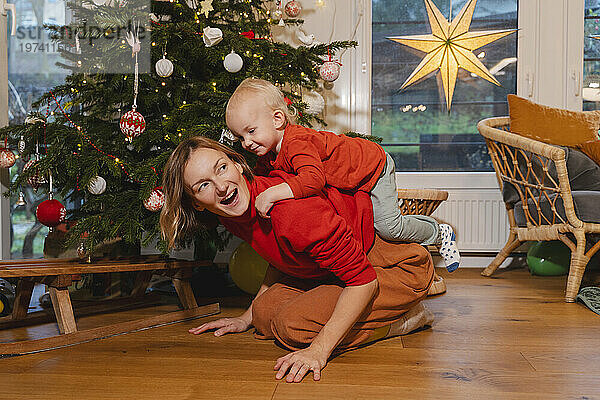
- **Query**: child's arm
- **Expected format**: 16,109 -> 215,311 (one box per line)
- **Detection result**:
284,139 -> 327,198
255,183 -> 294,218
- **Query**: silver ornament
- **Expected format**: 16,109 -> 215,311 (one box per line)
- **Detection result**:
88,176 -> 107,195
155,56 -> 174,78
18,135 -> 25,154
224,50 -> 243,73
302,91 -> 325,114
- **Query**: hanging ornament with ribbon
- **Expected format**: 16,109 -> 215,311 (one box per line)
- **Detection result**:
36,173 -> 66,231
24,145 -> 47,190
144,187 -> 165,211
0,139 -> 16,169
273,0 -> 285,26
284,0 -> 301,17
18,135 -> 25,154
121,21 -> 146,142
155,47 -> 173,78
319,48 -> 341,82
224,50 -> 243,73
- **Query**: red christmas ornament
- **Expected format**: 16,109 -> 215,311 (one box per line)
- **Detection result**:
0,148 -> 16,168
240,30 -> 255,39
284,0 -> 301,17
120,108 -> 146,142
143,187 -> 165,212
36,199 -> 66,228
23,159 -> 46,190
319,61 -> 341,82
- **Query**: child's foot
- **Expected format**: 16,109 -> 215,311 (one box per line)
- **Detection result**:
438,224 -> 460,272
387,302 -> 434,337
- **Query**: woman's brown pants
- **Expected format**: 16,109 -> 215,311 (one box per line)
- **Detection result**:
251,237 -> 434,351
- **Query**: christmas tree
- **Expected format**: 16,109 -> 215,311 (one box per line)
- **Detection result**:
0,0 -> 356,256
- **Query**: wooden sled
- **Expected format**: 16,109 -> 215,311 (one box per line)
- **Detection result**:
0,256 -> 220,356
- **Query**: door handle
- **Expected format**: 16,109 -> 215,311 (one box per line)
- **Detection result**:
1,0 -> 16,36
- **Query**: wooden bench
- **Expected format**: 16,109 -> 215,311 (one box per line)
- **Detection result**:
0,256 -> 220,356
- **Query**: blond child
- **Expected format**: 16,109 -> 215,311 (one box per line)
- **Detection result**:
225,78 -> 459,271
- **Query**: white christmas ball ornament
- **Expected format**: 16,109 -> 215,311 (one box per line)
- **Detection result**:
0,148 -> 16,168
155,56 -> 173,78
272,9 -> 283,20
88,176 -> 107,195
285,0 -> 302,17
203,26 -> 223,47
302,91 -> 325,114
224,50 -> 243,73
319,61 -> 340,82
144,187 -> 165,212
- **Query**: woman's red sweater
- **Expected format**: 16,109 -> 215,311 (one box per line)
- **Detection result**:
218,173 -> 377,286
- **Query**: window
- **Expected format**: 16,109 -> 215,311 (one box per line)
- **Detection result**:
8,0 -> 69,258
584,1 -> 600,110
371,0 -> 518,171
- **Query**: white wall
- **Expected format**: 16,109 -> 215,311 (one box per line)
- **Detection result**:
272,0 -> 369,135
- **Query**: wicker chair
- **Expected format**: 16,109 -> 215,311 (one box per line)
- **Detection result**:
397,188 -> 449,296
477,117 -> 600,302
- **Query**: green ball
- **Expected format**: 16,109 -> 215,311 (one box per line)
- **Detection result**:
526,241 -> 571,276
228,242 -> 269,295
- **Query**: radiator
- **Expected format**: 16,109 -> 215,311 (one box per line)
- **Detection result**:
397,172 -> 510,253
430,189 -> 510,252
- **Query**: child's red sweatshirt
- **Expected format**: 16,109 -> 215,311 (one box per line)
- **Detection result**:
255,124 -> 386,199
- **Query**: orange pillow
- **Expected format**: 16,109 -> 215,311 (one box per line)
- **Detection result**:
577,141 -> 600,166
507,94 -> 600,164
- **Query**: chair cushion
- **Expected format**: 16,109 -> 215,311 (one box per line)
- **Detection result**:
503,146 -> 600,206
513,191 -> 600,227
508,94 -> 600,146
507,95 -> 600,165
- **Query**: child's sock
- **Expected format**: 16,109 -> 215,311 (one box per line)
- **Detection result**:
386,302 -> 434,337
437,224 -> 460,272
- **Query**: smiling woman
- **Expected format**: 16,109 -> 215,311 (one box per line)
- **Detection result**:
160,137 -> 435,383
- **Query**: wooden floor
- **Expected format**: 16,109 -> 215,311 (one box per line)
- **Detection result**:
2,267 -> 600,399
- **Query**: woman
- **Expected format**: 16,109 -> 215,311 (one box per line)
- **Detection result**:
161,137 -> 434,383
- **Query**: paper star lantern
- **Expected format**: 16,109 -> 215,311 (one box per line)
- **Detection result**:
199,0 -> 213,18
387,0 -> 516,110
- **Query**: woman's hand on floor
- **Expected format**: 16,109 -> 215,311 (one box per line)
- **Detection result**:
274,345 -> 329,382
188,317 -> 251,337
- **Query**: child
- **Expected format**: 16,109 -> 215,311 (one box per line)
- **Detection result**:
225,78 -> 460,271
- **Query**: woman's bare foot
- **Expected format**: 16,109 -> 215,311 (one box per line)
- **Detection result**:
386,302 -> 434,337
